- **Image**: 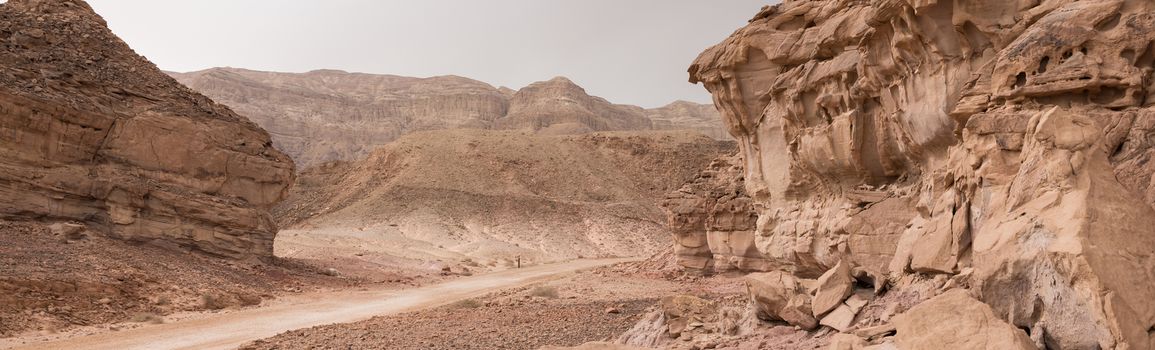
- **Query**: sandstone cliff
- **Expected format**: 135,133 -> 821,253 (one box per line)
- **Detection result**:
0,0 -> 294,258
171,69 -> 728,168
670,0 -> 1155,348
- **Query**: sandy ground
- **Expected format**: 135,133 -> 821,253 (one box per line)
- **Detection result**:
240,261 -> 754,350
3,258 -> 633,350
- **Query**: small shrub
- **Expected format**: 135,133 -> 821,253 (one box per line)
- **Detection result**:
451,299 -> 482,309
129,312 -> 164,324
529,286 -> 559,299
237,293 -> 262,307
201,294 -> 230,310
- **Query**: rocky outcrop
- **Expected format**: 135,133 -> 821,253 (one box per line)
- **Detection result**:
683,0 -> 1155,348
172,69 -> 726,168
495,77 -> 653,134
0,0 -> 294,258
662,155 -> 762,272
647,101 -> 731,141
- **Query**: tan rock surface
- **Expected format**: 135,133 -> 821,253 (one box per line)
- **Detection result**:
892,290 -> 1035,350
811,260 -> 855,318
682,0 -> 1155,348
171,70 -> 727,168
745,271 -> 817,330
648,100 -> 731,141
661,155 -> 763,272
0,0 -> 293,258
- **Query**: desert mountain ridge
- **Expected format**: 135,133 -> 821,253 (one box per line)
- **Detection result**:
272,129 -> 736,273
168,67 -> 730,168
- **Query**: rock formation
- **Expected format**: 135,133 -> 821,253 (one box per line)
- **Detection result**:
662,155 -> 763,272
672,0 -> 1155,348
494,77 -> 653,133
0,0 -> 294,258
169,69 -> 510,168
172,69 -> 728,168
647,100 -> 731,140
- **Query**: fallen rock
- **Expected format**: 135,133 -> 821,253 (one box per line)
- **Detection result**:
47,222 -> 86,240
892,291 -> 1035,350
745,271 -> 817,330
819,304 -> 857,332
812,260 -> 855,317
660,295 -> 717,337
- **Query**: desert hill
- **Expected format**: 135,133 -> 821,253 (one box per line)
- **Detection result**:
273,129 -> 735,273
170,68 -> 728,168
0,0 -> 293,258
0,0 -> 340,337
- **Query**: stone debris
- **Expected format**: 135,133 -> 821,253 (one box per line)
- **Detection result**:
811,260 -> 855,318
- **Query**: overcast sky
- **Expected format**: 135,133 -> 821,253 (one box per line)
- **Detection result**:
82,1 -> 769,108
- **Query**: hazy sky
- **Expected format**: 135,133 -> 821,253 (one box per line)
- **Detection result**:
80,1 -> 769,108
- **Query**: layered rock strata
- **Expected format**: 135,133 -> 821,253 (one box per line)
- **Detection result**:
0,0 -> 294,258
679,0 -> 1155,348
172,69 -> 729,168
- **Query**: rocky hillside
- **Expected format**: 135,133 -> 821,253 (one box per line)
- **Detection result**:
273,129 -> 735,271
647,100 -> 730,140
170,68 -> 728,168
493,77 -> 653,133
654,0 -> 1155,349
0,0 -> 294,258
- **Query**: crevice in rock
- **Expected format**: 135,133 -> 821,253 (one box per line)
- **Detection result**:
1095,13 -> 1121,31
1014,72 -> 1028,89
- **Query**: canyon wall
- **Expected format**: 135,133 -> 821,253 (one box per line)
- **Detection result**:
679,0 -> 1155,348
172,69 -> 729,168
0,0 -> 294,258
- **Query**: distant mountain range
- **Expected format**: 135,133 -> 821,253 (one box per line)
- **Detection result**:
169,68 -> 728,168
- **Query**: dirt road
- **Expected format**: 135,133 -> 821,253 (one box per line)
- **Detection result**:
6,258 -> 633,350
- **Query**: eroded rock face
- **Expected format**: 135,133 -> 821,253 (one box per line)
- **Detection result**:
662,155 -> 763,272
172,69 -> 728,168
688,0 -> 1155,348
0,0 -> 294,258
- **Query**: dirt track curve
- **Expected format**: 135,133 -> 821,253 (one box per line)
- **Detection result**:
7,258 -> 634,350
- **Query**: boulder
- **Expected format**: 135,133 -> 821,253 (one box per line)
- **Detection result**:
892,291 -> 1035,350
745,271 -> 817,330
812,260 -> 855,317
